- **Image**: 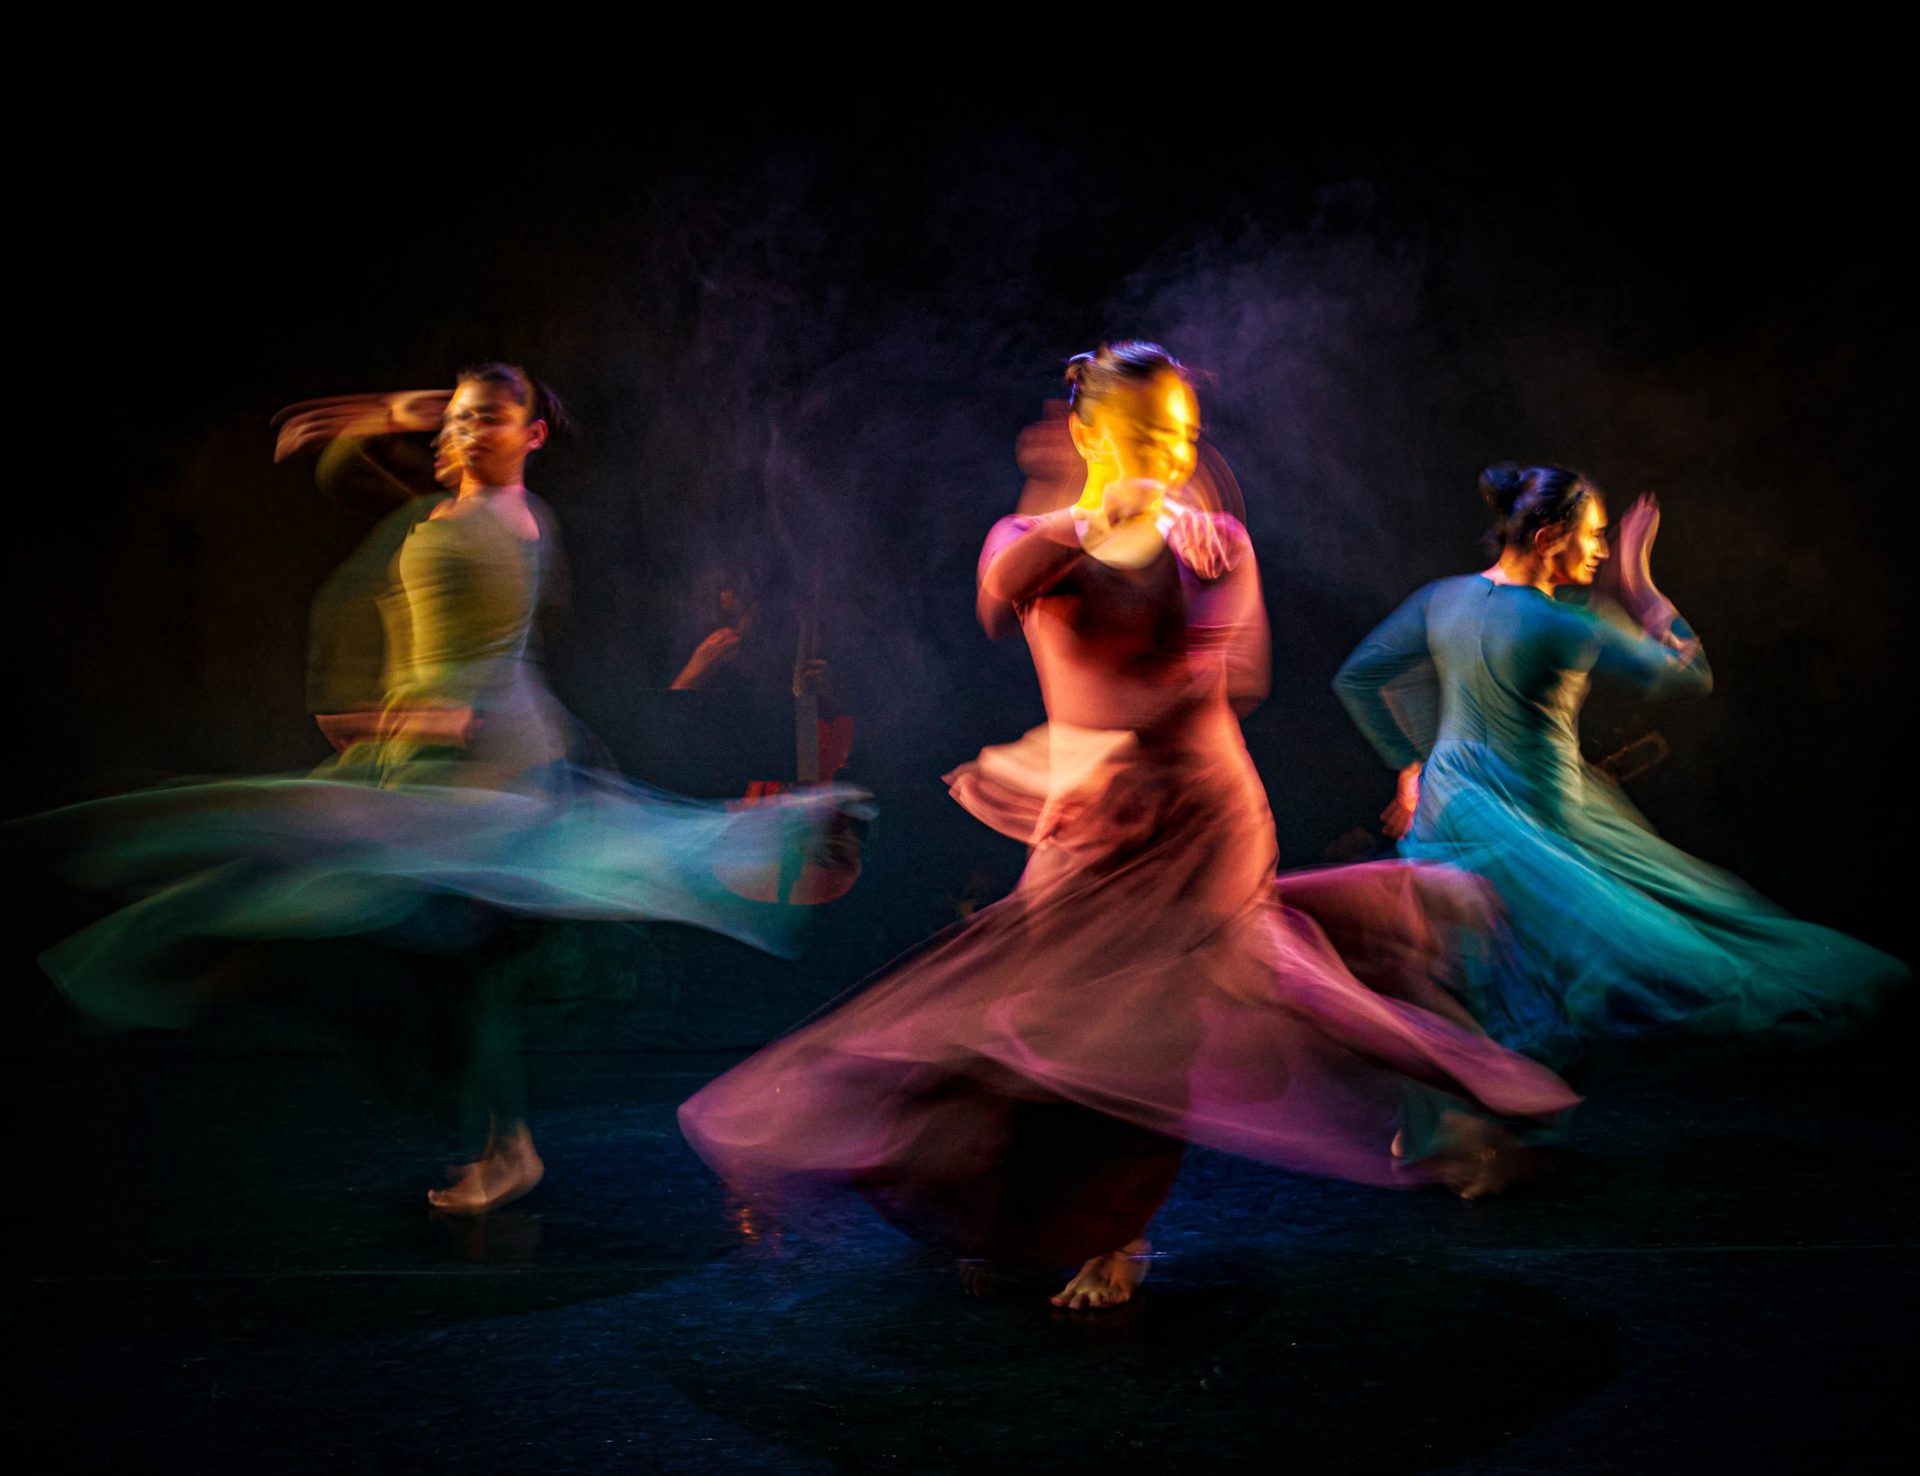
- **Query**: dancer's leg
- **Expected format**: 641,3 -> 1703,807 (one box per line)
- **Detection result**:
428,964 -> 542,1215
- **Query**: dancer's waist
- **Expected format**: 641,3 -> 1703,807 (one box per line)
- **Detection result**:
1045,694 -> 1237,750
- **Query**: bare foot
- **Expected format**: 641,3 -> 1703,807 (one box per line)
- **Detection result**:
1050,1239 -> 1150,1311
1408,1114 -> 1544,1201
427,1128 -> 545,1217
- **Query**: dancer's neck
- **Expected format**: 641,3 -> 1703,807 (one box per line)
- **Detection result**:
458,479 -> 528,501
1482,552 -> 1554,597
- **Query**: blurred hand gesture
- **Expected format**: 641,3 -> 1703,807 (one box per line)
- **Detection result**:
1614,493 -> 1662,609
671,626 -> 744,690
1166,507 -> 1236,580
273,389 -> 451,463
1014,401 -> 1083,515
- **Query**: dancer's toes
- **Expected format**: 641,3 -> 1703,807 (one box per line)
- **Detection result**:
427,1161 -> 488,1214
1049,1240 -> 1150,1311
427,1139 -> 545,1217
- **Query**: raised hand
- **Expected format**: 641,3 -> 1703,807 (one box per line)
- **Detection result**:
272,390 -> 451,462
671,626 -> 744,690
1613,493 -> 1662,609
1611,492 -> 1688,641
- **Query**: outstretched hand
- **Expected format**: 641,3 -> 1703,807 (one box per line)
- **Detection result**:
272,389 -> 451,462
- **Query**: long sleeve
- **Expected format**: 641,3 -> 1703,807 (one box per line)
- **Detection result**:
1334,584 -> 1438,770
976,510 -> 1083,638
1183,516 -> 1270,715
1584,606 -> 1713,701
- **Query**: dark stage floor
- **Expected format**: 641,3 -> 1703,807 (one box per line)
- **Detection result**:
4,1017 -> 1912,1474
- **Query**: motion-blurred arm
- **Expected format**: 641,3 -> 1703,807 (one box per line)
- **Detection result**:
976,510 -> 1084,639
1177,513 -> 1270,715
1585,608 -> 1712,701
1334,584 -> 1439,772
1588,492 -> 1712,700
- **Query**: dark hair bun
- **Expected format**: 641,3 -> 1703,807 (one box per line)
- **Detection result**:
1477,461 -> 1598,554
1478,460 -> 1525,516
1062,341 -> 1195,423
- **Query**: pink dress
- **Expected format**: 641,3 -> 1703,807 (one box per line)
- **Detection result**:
680,508 -> 1578,1267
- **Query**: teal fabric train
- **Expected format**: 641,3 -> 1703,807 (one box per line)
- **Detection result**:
29,489 -> 853,1034
1336,574 -> 1903,1066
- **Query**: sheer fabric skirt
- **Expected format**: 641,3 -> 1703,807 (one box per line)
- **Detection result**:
1406,740 -> 1905,1066
681,724 -> 1577,1266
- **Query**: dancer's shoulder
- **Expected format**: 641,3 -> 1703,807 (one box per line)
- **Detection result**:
981,508 -> 1077,555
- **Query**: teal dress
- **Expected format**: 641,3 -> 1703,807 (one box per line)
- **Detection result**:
1335,574 -> 1903,1065
33,493 -> 852,1046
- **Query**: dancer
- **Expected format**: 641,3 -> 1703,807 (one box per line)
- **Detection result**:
681,345 -> 1578,1310
1334,462 -> 1903,1066
30,363 -> 858,1215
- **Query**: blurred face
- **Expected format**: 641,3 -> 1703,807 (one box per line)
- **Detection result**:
1540,495 -> 1609,585
444,378 -> 547,488
1076,371 -> 1201,489
431,428 -> 461,491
